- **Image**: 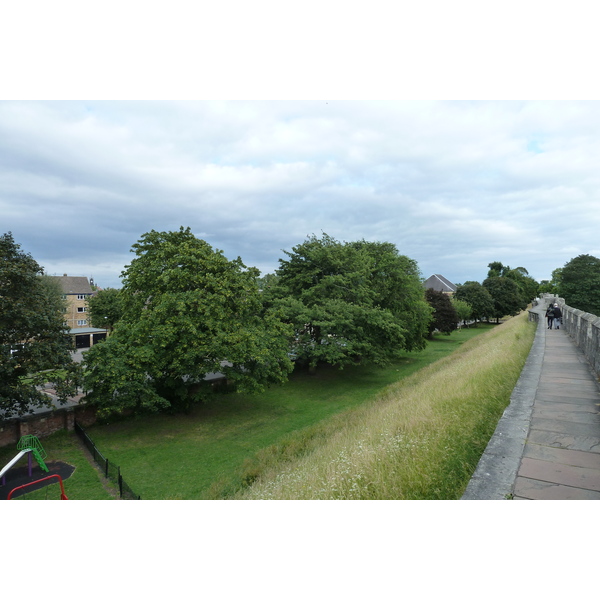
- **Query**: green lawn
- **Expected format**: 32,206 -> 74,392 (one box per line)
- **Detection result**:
83,325 -> 496,499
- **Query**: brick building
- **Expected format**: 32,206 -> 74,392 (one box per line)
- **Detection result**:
49,275 -> 106,348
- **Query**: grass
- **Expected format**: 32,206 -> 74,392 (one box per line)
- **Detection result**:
235,312 -> 536,499
79,323 -> 501,500
0,430 -> 114,500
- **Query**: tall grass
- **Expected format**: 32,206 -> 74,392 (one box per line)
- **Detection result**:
233,312 -> 535,500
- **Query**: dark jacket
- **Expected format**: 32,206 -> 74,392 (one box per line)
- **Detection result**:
553,306 -> 562,318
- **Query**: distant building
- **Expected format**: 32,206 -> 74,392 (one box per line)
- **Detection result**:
423,274 -> 457,295
49,275 -> 107,349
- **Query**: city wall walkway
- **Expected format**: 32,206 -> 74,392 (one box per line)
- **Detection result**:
462,305 -> 600,500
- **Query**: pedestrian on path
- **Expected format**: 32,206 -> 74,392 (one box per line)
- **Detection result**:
545,304 -> 555,329
552,303 -> 562,329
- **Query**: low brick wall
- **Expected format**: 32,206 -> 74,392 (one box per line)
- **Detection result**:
0,405 -> 97,448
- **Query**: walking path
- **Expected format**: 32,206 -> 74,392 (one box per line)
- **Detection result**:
462,307 -> 600,500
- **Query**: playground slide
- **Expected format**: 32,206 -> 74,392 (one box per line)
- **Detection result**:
0,449 -> 31,479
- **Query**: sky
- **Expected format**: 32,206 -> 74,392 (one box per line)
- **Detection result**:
2,99 -> 600,290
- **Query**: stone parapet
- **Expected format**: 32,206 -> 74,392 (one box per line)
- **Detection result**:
561,305 -> 600,377
540,294 -> 600,378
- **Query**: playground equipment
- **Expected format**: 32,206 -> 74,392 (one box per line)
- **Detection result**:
0,435 -> 49,485
7,474 -> 68,500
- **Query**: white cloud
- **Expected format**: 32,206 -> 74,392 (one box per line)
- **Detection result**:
2,100 -> 600,288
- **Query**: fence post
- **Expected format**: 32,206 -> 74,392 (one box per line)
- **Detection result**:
118,466 -> 123,498
105,458 -> 109,479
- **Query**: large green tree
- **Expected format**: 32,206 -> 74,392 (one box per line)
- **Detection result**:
453,281 -> 494,323
82,227 -> 294,417
488,262 -> 538,306
559,254 -> 600,314
263,234 -> 432,370
0,232 -> 80,418
483,276 -> 526,322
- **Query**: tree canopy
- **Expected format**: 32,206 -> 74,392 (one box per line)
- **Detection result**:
483,276 -> 527,321
0,232 -> 80,418
87,287 -> 123,332
82,227 -> 294,416
424,289 -> 458,336
487,261 -> 539,306
559,254 -> 600,314
453,281 -> 494,322
263,233 -> 432,370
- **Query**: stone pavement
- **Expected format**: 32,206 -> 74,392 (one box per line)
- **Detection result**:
513,325 -> 600,499
462,309 -> 600,500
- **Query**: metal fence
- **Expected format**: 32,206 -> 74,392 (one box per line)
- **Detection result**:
74,421 -> 141,500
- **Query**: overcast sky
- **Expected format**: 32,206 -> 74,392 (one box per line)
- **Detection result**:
2,99 -> 599,289
3,3 -> 600,293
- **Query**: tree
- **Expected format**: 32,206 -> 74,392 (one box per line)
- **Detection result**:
0,232 -> 80,418
264,234 -> 432,370
256,272 -> 279,291
487,261 -> 509,278
82,227 -> 294,417
453,281 -> 494,323
559,254 -> 600,314
538,267 -> 562,295
424,289 -> 458,336
482,276 -> 526,322
87,287 -> 122,333
504,267 -> 539,306
488,262 -> 538,306
451,297 -> 472,328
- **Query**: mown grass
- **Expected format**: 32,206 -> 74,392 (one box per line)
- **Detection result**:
0,430 -> 114,500
80,323 -> 502,500
235,312 -> 536,499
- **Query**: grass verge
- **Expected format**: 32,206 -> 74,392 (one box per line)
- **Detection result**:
232,312 -> 536,499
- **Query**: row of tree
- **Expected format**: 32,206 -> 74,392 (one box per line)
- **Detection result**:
3,227 -> 599,419
83,230 -> 434,416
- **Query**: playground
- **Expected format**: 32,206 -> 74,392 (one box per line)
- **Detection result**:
0,435 -> 73,499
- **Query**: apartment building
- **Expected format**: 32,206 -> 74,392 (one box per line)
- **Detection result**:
49,275 -> 107,348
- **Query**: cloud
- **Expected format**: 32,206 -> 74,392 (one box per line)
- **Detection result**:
2,100 -> 600,289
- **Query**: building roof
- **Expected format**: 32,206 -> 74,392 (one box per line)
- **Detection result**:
423,274 -> 457,293
50,275 -> 93,295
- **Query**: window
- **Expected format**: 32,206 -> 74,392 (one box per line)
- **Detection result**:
77,320 -> 87,326
77,306 -> 87,313
77,294 -> 87,300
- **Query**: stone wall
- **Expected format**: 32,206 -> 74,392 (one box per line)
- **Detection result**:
540,293 -> 600,378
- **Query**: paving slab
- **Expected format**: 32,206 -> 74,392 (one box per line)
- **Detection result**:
517,457 -> 600,491
526,428 -> 600,453
523,443 -> 600,468
513,477 -> 600,500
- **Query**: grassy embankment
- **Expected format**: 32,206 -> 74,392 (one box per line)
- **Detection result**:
234,310 -> 536,499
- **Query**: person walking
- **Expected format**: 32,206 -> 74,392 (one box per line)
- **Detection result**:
545,304 -> 555,329
553,303 -> 562,329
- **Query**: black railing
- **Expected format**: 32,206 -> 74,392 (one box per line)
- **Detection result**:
74,421 -> 141,500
